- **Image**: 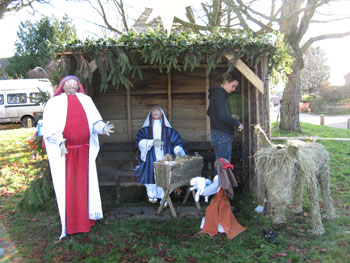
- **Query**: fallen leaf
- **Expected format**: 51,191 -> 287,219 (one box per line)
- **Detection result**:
252,252 -> 262,258
338,241 -> 348,247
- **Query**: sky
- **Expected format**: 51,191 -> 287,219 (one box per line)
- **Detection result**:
0,0 -> 349,85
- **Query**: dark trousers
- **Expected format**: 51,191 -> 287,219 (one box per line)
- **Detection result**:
210,129 -> 232,163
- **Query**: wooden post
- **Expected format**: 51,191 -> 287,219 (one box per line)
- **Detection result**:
167,71 -> 172,123
27,118 -> 32,128
320,114 -> 325,126
205,66 -> 210,141
347,119 -> 350,129
262,56 -> 271,138
248,81 -> 253,192
255,66 -> 262,202
126,87 -> 132,142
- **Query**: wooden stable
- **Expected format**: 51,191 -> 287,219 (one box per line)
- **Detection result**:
62,53 -> 271,202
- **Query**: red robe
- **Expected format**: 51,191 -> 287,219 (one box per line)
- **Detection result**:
63,95 -> 95,234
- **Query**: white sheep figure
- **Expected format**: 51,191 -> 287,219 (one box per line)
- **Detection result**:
254,125 -> 336,235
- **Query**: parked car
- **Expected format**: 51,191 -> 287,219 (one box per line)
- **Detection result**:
270,96 -> 281,107
0,78 -> 53,127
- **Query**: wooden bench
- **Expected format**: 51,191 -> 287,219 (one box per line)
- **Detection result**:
97,141 -> 244,203
97,142 -> 138,203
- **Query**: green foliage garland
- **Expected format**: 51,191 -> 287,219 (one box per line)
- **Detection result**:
57,29 -> 293,91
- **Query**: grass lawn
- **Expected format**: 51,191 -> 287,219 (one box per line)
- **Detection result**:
0,123 -> 350,262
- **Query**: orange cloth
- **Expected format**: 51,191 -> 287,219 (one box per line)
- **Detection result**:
200,188 -> 246,239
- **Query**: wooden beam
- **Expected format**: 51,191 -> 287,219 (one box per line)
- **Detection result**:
271,137 -> 350,141
138,64 -> 230,69
205,66 -> 210,141
126,87 -> 132,142
224,55 -> 264,94
168,71 -> 172,123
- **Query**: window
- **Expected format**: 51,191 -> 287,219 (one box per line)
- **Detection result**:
0,94 -> 4,105
7,93 -> 27,104
29,92 -> 42,103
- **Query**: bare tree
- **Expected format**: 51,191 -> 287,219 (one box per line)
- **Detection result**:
59,0 -> 350,131
301,46 -> 330,98
0,0 -> 50,19
173,0 -> 350,131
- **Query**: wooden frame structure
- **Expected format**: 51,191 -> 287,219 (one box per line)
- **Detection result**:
65,53 -> 271,201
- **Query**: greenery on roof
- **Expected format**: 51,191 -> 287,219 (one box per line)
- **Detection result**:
56,29 -> 293,91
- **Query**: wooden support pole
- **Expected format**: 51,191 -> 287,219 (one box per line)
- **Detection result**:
247,81 -> 252,191
167,71 -> 172,123
347,119 -> 350,130
320,114 -> 325,125
27,118 -> 33,128
205,66 -> 210,141
262,56 -> 271,138
126,87 -> 132,142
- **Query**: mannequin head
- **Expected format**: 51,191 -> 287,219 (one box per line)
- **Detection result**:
151,107 -> 163,120
53,75 -> 85,97
63,79 -> 79,95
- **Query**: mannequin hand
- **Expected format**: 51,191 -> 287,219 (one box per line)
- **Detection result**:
59,139 -> 68,157
237,123 -> 244,132
153,139 -> 164,147
104,121 -> 115,136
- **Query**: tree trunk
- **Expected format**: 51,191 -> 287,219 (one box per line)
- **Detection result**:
280,56 -> 302,132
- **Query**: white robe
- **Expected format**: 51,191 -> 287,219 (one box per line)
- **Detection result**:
43,92 -> 104,239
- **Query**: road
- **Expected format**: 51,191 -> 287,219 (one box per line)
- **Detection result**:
270,107 -> 350,129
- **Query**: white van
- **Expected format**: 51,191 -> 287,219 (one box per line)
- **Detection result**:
0,78 -> 53,127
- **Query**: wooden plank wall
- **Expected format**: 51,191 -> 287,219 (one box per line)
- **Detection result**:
95,68 -> 209,145
92,59 -> 270,200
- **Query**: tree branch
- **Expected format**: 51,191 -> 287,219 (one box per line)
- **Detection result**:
301,31 -> 350,53
0,0 -> 48,19
173,16 -> 216,32
96,0 -> 122,34
114,0 -> 129,32
295,0 -> 319,44
223,0 -> 275,33
311,16 -> 350,23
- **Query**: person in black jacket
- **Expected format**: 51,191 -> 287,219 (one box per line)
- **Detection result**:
207,75 -> 244,163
